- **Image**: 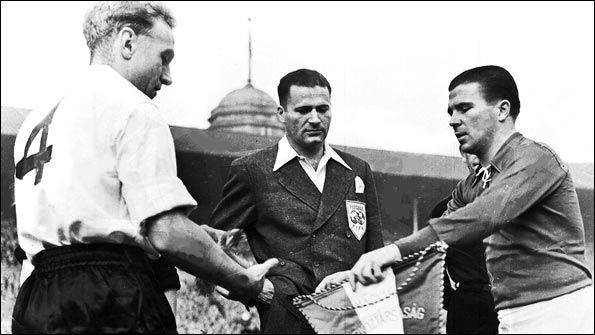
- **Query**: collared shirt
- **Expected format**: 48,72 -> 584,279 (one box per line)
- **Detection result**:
396,132 -> 592,311
14,65 -> 197,263
273,135 -> 351,192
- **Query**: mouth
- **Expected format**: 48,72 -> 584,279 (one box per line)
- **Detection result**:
305,129 -> 324,136
454,132 -> 467,141
150,87 -> 161,99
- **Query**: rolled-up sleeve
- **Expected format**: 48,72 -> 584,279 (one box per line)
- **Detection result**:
117,103 -> 197,224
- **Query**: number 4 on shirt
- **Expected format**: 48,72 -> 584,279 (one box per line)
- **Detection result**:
15,101 -> 61,185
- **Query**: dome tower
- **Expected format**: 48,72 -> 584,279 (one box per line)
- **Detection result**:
208,18 -> 284,138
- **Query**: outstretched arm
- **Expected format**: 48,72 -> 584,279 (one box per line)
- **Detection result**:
316,244 -> 401,292
146,210 -> 278,303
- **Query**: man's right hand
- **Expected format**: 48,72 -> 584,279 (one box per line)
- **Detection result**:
146,211 -> 277,305
217,258 -> 279,304
350,244 -> 401,286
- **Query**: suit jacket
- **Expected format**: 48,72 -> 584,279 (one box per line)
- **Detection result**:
210,144 -> 383,333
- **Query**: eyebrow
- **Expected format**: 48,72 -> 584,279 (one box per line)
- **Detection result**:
295,104 -> 329,109
447,102 -> 473,115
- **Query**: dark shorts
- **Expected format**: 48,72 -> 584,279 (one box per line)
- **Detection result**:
12,243 -> 177,334
446,284 -> 499,334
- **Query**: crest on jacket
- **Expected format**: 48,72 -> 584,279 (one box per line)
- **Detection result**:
346,200 -> 366,240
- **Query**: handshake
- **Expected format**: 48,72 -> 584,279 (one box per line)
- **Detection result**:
195,226 -> 401,306
198,226 -> 276,306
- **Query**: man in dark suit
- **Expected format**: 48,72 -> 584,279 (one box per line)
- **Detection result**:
210,69 -> 384,334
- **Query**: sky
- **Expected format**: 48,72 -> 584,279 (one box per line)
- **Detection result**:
1,1 -> 594,163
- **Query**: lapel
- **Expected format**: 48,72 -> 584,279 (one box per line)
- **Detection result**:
276,158 -> 321,212
312,159 -> 353,231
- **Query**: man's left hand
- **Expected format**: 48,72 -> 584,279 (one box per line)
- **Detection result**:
315,270 -> 355,292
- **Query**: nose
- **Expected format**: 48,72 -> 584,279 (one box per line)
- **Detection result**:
308,109 -> 321,124
161,65 -> 173,86
449,111 -> 461,128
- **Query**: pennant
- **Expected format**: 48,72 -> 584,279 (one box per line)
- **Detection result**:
294,242 -> 448,334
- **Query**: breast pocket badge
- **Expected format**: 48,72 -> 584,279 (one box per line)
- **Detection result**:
346,200 -> 366,240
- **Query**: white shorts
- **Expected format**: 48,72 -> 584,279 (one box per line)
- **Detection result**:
498,285 -> 594,334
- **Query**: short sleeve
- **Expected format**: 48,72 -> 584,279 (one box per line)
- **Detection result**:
116,103 -> 197,224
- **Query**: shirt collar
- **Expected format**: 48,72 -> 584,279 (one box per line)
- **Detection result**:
89,64 -> 148,99
90,64 -> 125,82
470,132 -> 523,187
488,132 -> 523,173
273,135 -> 352,171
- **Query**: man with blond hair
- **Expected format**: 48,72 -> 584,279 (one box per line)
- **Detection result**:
12,2 -> 277,333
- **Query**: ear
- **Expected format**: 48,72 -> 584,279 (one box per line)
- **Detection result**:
117,27 -> 137,60
277,106 -> 285,123
495,99 -> 511,122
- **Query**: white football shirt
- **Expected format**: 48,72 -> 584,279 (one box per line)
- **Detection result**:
14,65 -> 197,266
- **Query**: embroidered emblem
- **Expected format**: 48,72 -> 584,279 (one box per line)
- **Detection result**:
346,200 -> 366,240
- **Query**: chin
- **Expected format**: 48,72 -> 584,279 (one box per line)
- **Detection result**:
459,143 -> 472,153
306,138 -> 324,145
300,139 -> 322,149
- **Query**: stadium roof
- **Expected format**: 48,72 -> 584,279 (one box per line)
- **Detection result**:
3,106 -> 593,190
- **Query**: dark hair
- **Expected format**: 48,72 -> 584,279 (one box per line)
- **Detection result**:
277,69 -> 331,107
83,1 -> 176,59
449,65 -> 521,120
